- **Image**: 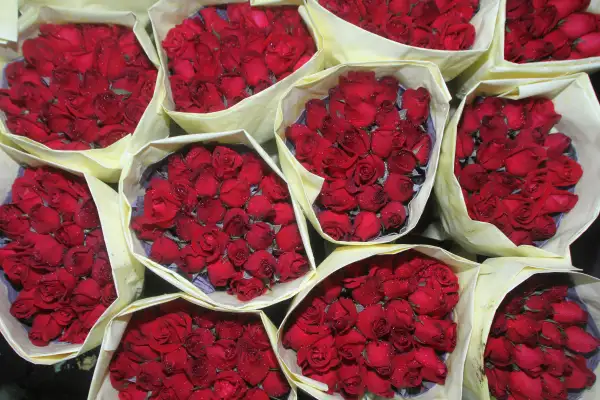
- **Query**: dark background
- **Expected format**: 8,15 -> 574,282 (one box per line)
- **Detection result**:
1,74 -> 599,400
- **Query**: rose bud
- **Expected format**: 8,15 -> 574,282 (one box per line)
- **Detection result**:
456,131 -> 475,159
575,32 -> 600,58
506,314 -> 541,345
486,367 -> 510,399
485,336 -> 512,367
365,341 -> 393,376
539,321 -> 565,348
544,132 -> 571,158
351,211 -> 381,241
549,0 -> 592,19
414,347 -> 448,384
559,12 -> 597,40
565,326 -> 600,353
508,371 -> 543,400
402,87 -> 430,125
543,347 -> 568,377
150,235 -> 180,265
318,211 -> 352,241
512,344 -> 545,377
565,355 -> 596,390
547,155 -> 583,186
551,300 -> 588,325
541,372 -> 567,400
207,259 -> 237,287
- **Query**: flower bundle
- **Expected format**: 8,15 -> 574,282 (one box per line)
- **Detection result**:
455,95 -> 582,247
285,71 -> 433,243
162,2 -> 316,113
282,251 -> 460,399
0,166 -> 115,347
108,300 -> 292,400
0,23 -> 157,150
484,274 -> 600,399
505,0 -> 600,63
318,0 -> 478,50
131,143 -> 310,303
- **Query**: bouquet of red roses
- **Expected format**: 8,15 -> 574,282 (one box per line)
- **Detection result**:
0,144 -> 139,363
505,0 -> 600,63
456,0 -> 600,97
302,0 -> 499,80
276,244 -> 480,400
462,258 -> 600,400
435,74 -> 600,258
122,131 -> 315,309
455,95 -> 581,246
149,0 -> 323,143
484,274 -> 599,400
88,294 -> 294,400
275,63 -> 451,245
0,7 -> 165,183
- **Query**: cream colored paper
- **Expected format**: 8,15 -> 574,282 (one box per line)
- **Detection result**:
18,0 -> 160,24
0,5 -> 169,183
119,130 -> 317,310
270,0 -> 502,81
456,0 -> 600,97
88,293 -> 298,400
463,258 -> 598,400
0,144 -> 143,365
0,0 -> 18,44
274,61 -> 451,246
275,244 -> 480,400
434,74 -> 600,258
148,0 -> 325,144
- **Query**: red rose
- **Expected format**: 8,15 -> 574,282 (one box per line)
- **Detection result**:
337,363 -> 366,398
439,21 -> 475,50
276,223 -> 303,251
277,252 -> 309,283
459,164 -> 488,192
512,344 -> 545,377
551,300 -> 588,325
222,208 -> 249,238
28,313 -> 62,347
485,336 -> 512,366
151,236 -> 180,265
239,153 -> 264,185
297,335 -> 340,374
228,272 -> 267,301
244,250 -> 277,280
36,269 -> 77,310
565,355 -> 596,390
385,299 -> 414,331
357,185 -> 388,212
325,298 -> 357,335
220,179 -> 250,208
260,174 -> 290,202
226,239 -> 250,268
350,154 -> 385,187
565,326 -> 600,353
333,330 -> 366,362
523,39 -> 555,61
506,314 -> 541,345
547,0 -> 591,19
547,155 -> 583,186
318,211 -> 352,241
542,189 -> 578,214
211,146 -> 242,179
383,173 -> 414,202
64,245 -> 95,277
207,259 -> 237,287
314,146 -> 358,180
415,347 -> 448,384
414,316 -> 456,352
559,12 -> 596,40
402,88 -> 430,125
55,223 -> 85,247
390,352 -> 422,388
10,289 -> 38,319
305,99 -> 328,130
246,222 -> 274,250
486,367 -> 510,399
262,371 -> 291,397
215,319 -> 243,340
352,211 -> 381,241
503,195 -> 545,230
320,180 -> 358,212
476,138 -> 511,171
356,304 -> 390,340
508,371 -> 542,400
246,195 -> 273,220
379,202 -> 406,230
0,205 -> 30,238
542,347 -> 568,377
146,312 -> 191,353
192,226 -> 229,263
